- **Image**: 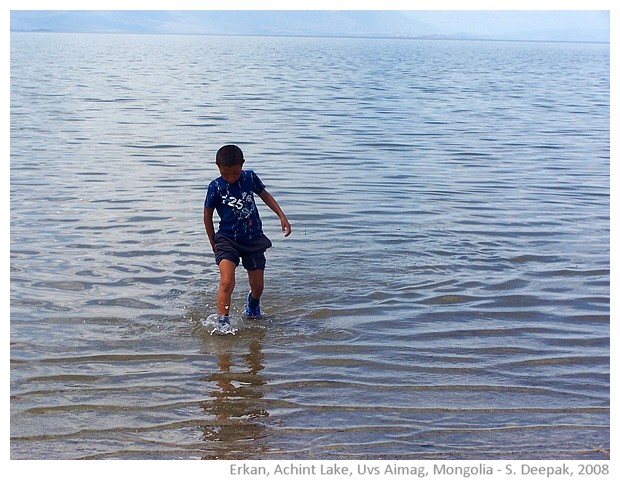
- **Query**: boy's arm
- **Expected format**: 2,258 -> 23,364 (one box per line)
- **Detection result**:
258,189 -> 292,237
203,207 -> 216,251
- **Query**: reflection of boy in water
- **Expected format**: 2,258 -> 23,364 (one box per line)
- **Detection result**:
204,145 -> 291,326
199,333 -> 269,457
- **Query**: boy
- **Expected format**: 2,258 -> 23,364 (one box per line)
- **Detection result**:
204,145 -> 291,331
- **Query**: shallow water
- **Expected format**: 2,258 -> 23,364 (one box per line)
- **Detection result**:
10,33 -> 609,459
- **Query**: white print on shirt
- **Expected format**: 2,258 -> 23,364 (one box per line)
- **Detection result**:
222,191 -> 255,219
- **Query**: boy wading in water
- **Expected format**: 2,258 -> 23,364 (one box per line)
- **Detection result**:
204,145 -> 292,331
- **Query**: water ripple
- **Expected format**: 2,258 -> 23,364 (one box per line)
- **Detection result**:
10,33 -> 609,460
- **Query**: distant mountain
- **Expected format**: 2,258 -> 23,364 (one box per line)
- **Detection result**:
9,10 -> 610,43
9,10 -> 438,37
186,11 -> 441,37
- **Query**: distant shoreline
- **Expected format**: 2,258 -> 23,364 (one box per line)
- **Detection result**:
9,30 -> 611,45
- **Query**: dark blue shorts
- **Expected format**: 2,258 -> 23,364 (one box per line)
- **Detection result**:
213,232 -> 272,270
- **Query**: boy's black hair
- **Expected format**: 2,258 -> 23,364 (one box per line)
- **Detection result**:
216,144 -> 244,167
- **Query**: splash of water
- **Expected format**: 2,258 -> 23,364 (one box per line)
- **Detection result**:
200,313 -> 239,336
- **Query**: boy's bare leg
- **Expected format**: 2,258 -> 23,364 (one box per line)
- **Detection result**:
217,259 -> 236,316
247,268 -> 264,301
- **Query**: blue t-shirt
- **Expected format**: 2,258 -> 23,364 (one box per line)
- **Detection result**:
204,170 -> 266,241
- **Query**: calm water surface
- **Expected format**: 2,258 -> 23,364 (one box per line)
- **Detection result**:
10,33 -> 609,459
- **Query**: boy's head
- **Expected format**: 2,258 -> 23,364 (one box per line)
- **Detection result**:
216,145 -> 245,184
216,144 -> 244,167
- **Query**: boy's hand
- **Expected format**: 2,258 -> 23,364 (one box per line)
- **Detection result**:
281,217 -> 292,237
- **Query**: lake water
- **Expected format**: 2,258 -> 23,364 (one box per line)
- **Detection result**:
10,33 -> 609,460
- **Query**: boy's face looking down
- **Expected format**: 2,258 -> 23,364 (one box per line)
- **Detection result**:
215,144 -> 245,184
218,163 -> 243,184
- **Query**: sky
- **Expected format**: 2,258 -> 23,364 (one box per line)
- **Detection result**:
8,10 -> 611,43
6,4 -> 612,43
